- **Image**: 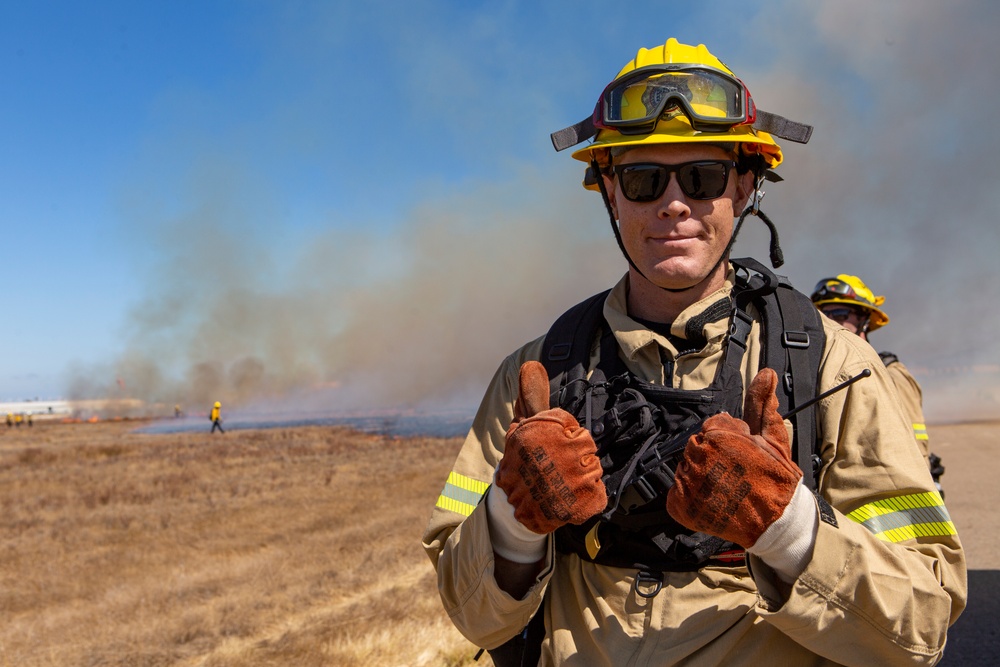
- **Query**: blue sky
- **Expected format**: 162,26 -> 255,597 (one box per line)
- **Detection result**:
3,1 -> 999,420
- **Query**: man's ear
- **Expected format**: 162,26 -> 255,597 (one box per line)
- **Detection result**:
733,168 -> 756,211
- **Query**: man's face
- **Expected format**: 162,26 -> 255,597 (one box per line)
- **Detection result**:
604,143 -> 753,291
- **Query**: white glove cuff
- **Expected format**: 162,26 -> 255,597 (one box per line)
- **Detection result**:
486,483 -> 547,564
746,482 -> 818,583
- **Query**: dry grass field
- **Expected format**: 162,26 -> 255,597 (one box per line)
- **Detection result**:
0,420 -> 483,667
2,418 -> 997,666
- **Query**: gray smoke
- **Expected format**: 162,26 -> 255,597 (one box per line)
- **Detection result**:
69,164 -> 623,414
71,1 -> 1000,423
739,0 -> 1000,422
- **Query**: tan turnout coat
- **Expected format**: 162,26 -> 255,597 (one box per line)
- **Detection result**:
883,356 -> 931,460
423,271 -> 966,666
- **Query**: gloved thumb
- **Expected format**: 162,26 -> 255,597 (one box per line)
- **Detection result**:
743,367 -> 785,444
514,361 -> 551,421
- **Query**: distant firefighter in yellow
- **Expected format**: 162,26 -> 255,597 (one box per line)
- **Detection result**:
209,401 -> 225,434
811,275 -> 944,494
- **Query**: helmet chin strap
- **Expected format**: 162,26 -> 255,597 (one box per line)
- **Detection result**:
592,160 -> 784,296
744,172 -> 785,269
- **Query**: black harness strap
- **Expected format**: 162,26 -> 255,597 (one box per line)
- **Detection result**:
879,351 -> 899,367
544,289 -> 610,404
772,284 -> 825,490
733,258 -> 825,490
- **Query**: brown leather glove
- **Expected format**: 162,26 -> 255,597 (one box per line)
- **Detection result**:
494,361 -> 606,534
666,367 -> 803,548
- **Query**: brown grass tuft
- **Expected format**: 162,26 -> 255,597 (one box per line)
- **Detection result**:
0,420 -> 486,666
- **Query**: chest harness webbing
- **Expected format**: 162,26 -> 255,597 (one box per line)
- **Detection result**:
540,258 -> 826,571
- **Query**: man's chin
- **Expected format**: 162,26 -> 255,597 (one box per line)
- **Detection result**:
637,258 -> 726,292
648,262 -> 706,289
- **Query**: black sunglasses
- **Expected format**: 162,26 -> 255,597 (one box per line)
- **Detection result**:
613,160 -> 736,202
820,306 -> 862,323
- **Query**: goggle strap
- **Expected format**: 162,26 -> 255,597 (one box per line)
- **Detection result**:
551,116 -> 597,152
753,110 -> 813,144
554,109 -> 812,152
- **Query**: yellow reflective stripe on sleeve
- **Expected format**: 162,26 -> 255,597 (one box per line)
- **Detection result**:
846,491 -> 956,543
913,422 -> 929,441
435,471 -> 490,517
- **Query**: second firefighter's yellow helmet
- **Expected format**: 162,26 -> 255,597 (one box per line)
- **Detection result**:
810,275 -> 890,331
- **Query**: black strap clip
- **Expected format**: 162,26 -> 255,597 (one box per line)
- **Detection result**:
635,570 -> 664,599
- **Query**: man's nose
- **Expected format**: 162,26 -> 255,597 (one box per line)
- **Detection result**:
657,174 -> 691,218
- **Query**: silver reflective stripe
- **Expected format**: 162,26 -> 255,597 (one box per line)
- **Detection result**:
435,471 -> 489,517
846,491 -> 956,543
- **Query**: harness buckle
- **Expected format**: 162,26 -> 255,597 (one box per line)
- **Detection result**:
782,331 -> 810,349
728,308 -> 754,352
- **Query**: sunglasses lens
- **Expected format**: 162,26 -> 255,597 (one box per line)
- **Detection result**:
822,307 -> 854,322
618,165 -> 668,201
616,161 -> 731,202
677,162 -> 730,199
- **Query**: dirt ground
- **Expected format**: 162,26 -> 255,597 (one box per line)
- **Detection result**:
0,418 -> 996,665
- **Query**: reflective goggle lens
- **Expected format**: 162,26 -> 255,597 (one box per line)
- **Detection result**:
614,160 -> 735,202
814,280 -> 855,298
600,66 -> 748,134
812,279 -> 876,307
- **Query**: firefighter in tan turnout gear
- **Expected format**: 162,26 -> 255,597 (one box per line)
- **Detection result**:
423,38 -> 965,665
811,274 -> 945,494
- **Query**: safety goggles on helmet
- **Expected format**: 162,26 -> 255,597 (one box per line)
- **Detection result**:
811,278 -> 876,307
551,67 -> 812,153
613,160 -> 735,202
598,64 -> 755,136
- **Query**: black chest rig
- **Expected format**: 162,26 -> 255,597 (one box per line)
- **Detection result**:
540,259 -> 825,572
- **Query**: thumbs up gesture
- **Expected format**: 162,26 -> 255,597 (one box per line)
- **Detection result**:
494,361 -> 607,534
666,367 -> 803,548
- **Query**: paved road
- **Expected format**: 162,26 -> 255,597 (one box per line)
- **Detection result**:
941,570 -> 999,665
928,422 -> 1000,665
